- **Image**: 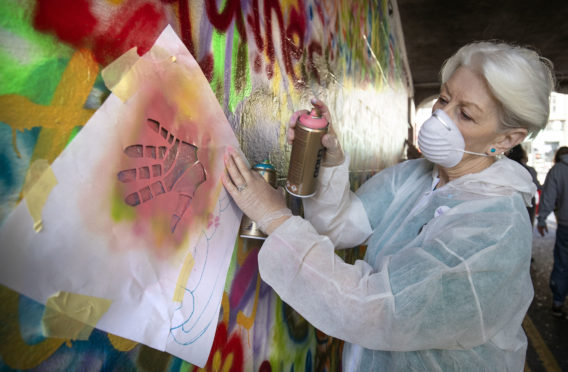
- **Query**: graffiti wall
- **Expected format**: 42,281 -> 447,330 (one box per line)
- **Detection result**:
0,0 -> 410,370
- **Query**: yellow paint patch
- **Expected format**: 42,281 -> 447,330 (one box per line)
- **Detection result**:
221,291 -> 230,325
522,315 -> 561,372
280,0 -> 300,10
173,251 -> 195,301
212,350 -> 222,371
0,49 -> 98,163
0,285 -> 65,369
22,160 -> 57,232
107,333 -> 139,351
222,353 -> 234,372
42,291 -> 112,340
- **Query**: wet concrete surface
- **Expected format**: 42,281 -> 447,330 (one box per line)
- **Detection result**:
525,219 -> 568,371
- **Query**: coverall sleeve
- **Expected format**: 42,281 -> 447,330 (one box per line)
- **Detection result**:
537,167 -> 558,226
258,195 -> 532,351
302,156 -> 373,248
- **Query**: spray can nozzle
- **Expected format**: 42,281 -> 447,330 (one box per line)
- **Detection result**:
310,106 -> 322,118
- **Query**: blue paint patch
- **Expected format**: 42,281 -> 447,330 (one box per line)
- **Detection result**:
305,349 -> 312,372
18,294 -> 47,345
0,123 -> 41,225
168,356 -> 183,371
309,5 -> 313,20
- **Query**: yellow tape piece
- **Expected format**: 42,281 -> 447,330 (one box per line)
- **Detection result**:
101,41 -> 178,103
41,292 -> 112,340
101,47 -> 142,102
107,333 -> 138,351
173,252 -> 195,302
22,160 -> 58,233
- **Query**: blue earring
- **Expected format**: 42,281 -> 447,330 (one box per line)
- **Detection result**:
490,148 -> 496,153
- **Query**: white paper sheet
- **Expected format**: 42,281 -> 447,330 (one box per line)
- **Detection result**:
0,25 -> 242,367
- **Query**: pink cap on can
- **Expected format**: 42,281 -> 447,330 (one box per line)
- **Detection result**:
299,108 -> 328,129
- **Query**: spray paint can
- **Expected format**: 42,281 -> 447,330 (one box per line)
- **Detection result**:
286,107 -> 328,197
239,160 -> 277,240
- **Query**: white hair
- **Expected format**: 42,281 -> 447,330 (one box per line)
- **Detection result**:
440,41 -> 555,138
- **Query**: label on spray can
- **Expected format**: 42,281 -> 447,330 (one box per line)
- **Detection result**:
286,108 -> 328,198
239,160 -> 277,240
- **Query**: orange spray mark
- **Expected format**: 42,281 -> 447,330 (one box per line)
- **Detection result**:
236,273 -> 261,332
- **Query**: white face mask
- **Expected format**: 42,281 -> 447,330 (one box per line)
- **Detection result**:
418,109 -> 490,168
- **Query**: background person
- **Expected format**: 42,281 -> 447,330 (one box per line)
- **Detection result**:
507,144 -> 542,226
537,146 -> 568,318
223,41 -> 554,371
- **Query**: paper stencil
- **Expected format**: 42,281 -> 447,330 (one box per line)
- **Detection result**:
0,25 -> 241,367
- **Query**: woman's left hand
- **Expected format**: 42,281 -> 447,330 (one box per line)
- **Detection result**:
222,147 -> 290,234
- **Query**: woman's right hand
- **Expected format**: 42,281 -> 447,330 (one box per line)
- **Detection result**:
287,98 -> 345,167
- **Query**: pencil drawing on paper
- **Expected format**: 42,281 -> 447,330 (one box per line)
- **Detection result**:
169,191 -> 233,345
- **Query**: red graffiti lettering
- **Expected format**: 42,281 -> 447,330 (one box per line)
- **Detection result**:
94,3 -> 167,65
176,0 -> 214,81
33,0 -> 167,65
34,0 -> 97,46
205,0 -> 247,40
307,41 -> 323,84
246,0 -> 306,83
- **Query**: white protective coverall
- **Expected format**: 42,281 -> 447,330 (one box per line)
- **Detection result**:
258,156 -> 536,371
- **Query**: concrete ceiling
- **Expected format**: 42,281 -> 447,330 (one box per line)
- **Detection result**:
397,0 -> 568,106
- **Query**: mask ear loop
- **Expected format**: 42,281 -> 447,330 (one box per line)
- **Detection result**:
461,149 -> 491,157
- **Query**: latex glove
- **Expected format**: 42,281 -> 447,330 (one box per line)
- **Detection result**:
222,147 -> 291,235
287,98 -> 345,167
537,224 -> 548,237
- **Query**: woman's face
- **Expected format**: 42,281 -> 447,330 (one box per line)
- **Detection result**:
432,66 -> 501,155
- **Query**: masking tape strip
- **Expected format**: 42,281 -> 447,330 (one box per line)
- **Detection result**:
22,159 -> 58,233
101,44 -> 175,102
101,47 -> 141,102
107,333 -> 139,351
41,291 -> 112,340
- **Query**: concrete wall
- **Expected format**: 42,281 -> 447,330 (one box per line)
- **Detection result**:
0,0 -> 410,370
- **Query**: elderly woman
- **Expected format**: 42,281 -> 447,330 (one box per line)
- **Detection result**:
223,42 -> 554,371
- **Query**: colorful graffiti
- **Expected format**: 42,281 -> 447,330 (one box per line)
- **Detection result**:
0,0 -> 409,370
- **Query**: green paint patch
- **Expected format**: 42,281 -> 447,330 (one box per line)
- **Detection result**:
0,0 -> 74,102
110,187 -> 136,222
229,37 -> 252,114
223,238 -> 239,293
0,53 -> 69,104
178,360 -> 192,372
211,29 -> 227,102
65,126 -> 82,148
270,296 -> 315,371
209,25 -> 252,114
0,0 -> 73,57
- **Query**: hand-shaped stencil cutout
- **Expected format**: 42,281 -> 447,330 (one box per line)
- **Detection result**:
117,118 -> 206,233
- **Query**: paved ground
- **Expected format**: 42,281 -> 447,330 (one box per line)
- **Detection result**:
524,219 -> 568,372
